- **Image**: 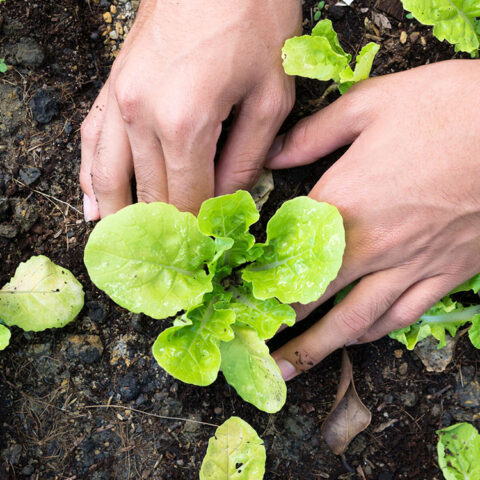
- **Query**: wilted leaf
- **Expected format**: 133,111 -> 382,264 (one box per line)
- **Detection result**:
322,349 -> 371,455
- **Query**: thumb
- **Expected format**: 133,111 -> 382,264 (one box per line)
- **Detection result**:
266,88 -> 369,169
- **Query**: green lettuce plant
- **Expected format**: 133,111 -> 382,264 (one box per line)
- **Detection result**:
401,0 -> 480,55
200,416 -> 265,480
389,274 -> 480,350
0,255 -> 85,350
84,190 -> 345,412
437,422 -> 480,479
282,19 -> 380,94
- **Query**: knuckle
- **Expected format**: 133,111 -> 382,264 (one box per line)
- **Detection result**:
257,92 -> 287,120
136,182 -> 165,204
91,164 -> 120,195
114,80 -> 141,123
159,110 -> 195,141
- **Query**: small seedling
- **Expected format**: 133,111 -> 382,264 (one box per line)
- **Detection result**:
314,1 -> 325,21
0,59 -> 7,74
85,190 -> 345,412
0,255 -> 85,350
282,19 -> 380,94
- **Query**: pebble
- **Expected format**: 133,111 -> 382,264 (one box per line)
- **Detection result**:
0,223 -> 18,238
400,390 -> 417,407
398,362 -> 408,375
13,37 -> 45,67
19,167 -> 41,185
13,199 -> 39,232
117,371 -> 140,401
103,12 -> 112,23
415,334 -> 456,372
86,300 -> 108,323
400,31 -> 408,44
64,334 -> 104,364
29,89 -> 58,124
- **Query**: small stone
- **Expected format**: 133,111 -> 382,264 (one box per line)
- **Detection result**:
398,362 -> 408,375
109,30 -> 118,40
117,372 -> 140,401
103,12 -> 112,23
13,199 -> 39,232
110,4 -> 117,14
400,390 -> 417,407
394,349 -> 403,358
115,21 -> 123,36
22,465 -> 34,475
415,334 -> 456,372
19,167 -> 41,185
420,36 -> 427,46
29,89 -> 58,124
214,407 -> 222,415
86,301 -> 107,323
64,334 -> 104,364
0,223 -> 18,238
14,37 -> 45,67
410,31 -> 420,43
400,31 -> 408,44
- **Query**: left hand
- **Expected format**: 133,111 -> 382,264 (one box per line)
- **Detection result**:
266,59 -> 480,381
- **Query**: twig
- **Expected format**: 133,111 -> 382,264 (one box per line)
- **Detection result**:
85,404 -> 219,428
13,178 -> 83,215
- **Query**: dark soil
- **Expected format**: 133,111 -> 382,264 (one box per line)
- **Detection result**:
0,0 -> 479,479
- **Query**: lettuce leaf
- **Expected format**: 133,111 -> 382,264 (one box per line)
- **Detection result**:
437,423 -> 480,480
243,197 -> 345,304
401,0 -> 480,54
282,20 -> 351,82
152,292 -> 235,386
390,273 -> 480,349
0,324 -> 11,350
0,255 -> 84,331
339,43 -> 380,94
282,19 -> 379,91
198,190 -> 261,271
84,202 -> 215,319
229,283 -> 295,339
200,416 -> 266,480
220,326 -> 286,413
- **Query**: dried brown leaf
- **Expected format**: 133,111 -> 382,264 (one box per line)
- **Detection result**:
321,349 -> 372,455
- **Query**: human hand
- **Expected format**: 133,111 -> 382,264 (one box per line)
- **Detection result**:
267,60 -> 480,380
80,0 -> 301,220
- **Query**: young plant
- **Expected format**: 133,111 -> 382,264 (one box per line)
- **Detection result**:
389,274 -> 480,350
400,0 -> 480,55
0,255 -> 85,350
437,422 -> 480,479
200,416 -> 266,480
84,190 -> 345,412
314,1 -> 325,22
0,59 -> 7,74
282,19 -> 380,93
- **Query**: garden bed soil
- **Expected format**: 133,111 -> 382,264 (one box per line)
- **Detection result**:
0,0 -> 479,479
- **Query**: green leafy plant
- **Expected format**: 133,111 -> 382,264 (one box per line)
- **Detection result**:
84,190 -> 345,412
200,416 -> 266,480
400,0 -> 480,55
282,19 -> 380,94
0,59 -> 7,74
314,1 -> 325,22
389,274 -> 480,350
0,255 -> 85,350
437,422 -> 480,479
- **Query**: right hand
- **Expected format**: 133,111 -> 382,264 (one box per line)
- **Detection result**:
80,0 -> 302,220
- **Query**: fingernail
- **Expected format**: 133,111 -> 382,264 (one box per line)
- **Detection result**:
83,194 -> 94,222
266,135 -> 285,160
346,339 -> 358,347
276,358 -> 298,381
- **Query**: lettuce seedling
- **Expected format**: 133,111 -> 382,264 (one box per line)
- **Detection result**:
0,255 -> 85,350
200,416 -> 266,480
401,0 -> 480,55
282,19 -> 380,94
437,422 -> 480,480
389,274 -> 480,350
85,191 -> 345,412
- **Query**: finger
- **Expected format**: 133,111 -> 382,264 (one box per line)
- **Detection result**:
124,121 -> 168,203
91,97 -> 133,218
266,86 -> 370,170
272,267 -> 415,380
215,86 -> 294,196
80,83 -> 109,221
160,117 -> 221,213
356,275 -> 459,344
